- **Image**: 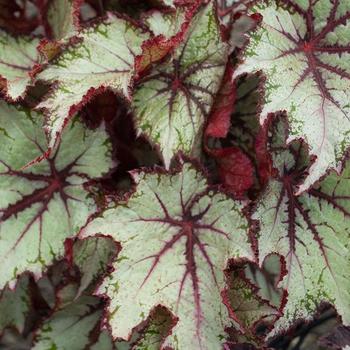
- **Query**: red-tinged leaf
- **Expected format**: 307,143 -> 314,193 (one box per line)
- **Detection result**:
135,35 -> 181,76
211,147 -> 254,197
0,275 -> 43,335
81,90 -> 119,128
137,0 -> 202,75
79,161 -> 255,349
254,117 -> 273,188
67,236 -> 117,297
205,64 -> 236,139
206,73 -> 269,197
223,267 -> 280,346
216,0 -> 260,46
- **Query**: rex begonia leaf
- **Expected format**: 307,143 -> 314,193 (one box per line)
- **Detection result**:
0,101 -> 113,289
32,295 -> 103,350
79,162 -> 254,349
0,30 -> 40,100
46,0 -> 82,40
36,13 -> 150,149
253,116 -> 350,336
234,0 -> 350,193
133,2 -> 230,167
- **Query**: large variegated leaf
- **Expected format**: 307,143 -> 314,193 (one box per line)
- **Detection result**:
133,2 -> 229,167
80,162 -> 254,349
0,101 -> 113,288
254,117 -> 350,337
0,30 -> 40,100
36,13 -> 150,149
234,0 -> 350,193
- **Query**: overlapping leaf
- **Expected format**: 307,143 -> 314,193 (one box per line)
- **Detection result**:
234,0 -> 350,193
0,30 -> 40,100
133,2 -> 230,167
46,0 -> 82,40
79,162 -> 254,349
0,275 -> 34,334
67,236 -> 117,297
253,116 -> 350,336
32,295 -> 103,350
0,101 -> 113,288
36,13 -> 150,149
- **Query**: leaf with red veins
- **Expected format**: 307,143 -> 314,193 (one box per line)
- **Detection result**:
253,116 -> 350,337
0,101 -> 114,289
133,2 -> 230,167
36,13 -> 150,150
0,30 -> 40,100
79,162 -> 254,349
235,0 -> 350,193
